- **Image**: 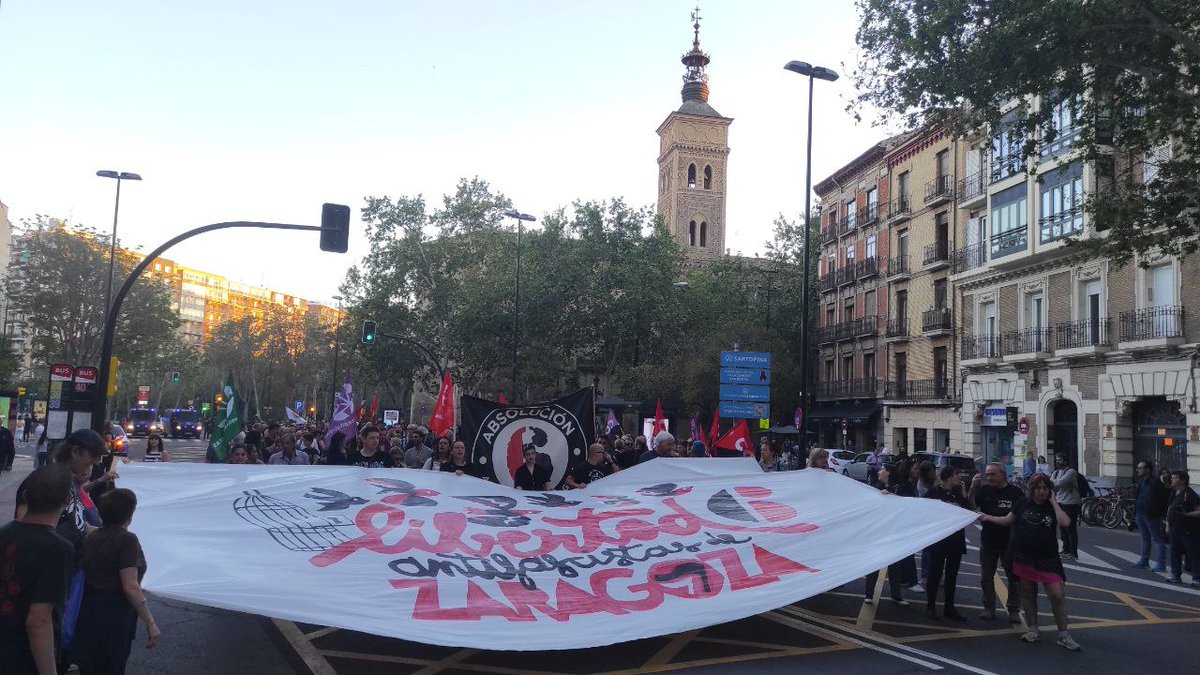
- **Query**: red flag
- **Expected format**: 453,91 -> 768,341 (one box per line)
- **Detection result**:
429,371 -> 455,437
714,419 -> 753,457
652,399 -> 667,440
369,394 -> 380,422
707,410 -> 720,457
499,393 -> 508,405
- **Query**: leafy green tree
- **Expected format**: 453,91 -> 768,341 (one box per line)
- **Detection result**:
6,216 -> 179,370
854,0 -> 1200,263
0,339 -> 22,387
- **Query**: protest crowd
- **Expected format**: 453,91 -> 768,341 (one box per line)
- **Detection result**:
2,403 -> 1199,673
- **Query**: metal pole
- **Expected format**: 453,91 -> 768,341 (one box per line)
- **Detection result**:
800,74 -> 815,450
512,218 -> 522,398
92,220 -> 325,429
104,177 -> 122,316
330,296 -> 342,420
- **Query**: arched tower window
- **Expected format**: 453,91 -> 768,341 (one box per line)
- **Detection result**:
687,164 -> 697,189
689,221 -> 696,246
700,221 -> 708,247
704,165 -> 713,190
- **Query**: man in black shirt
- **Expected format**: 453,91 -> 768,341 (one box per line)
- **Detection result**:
346,426 -> 394,468
567,443 -> 618,489
513,444 -> 551,490
970,462 -> 1023,621
0,465 -> 75,675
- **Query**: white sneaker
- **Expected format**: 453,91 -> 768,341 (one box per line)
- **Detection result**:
908,584 -> 924,592
1056,633 -> 1081,651
891,598 -> 910,606
1020,629 -> 1040,643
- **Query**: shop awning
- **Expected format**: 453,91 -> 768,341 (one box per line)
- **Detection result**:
807,403 -> 882,423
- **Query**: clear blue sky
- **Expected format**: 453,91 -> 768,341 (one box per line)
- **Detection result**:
0,0 -> 890,304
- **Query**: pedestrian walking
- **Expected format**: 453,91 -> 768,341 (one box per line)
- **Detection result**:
923,466 -> 970,622
979,473 -> 1081,651
1165,470 -> 1200,587
1133,461 -> 1169,571
1049,454 -> 1082,559
863,465 -> 910,606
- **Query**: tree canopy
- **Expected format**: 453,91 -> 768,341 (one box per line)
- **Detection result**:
853,0 -> 1200,264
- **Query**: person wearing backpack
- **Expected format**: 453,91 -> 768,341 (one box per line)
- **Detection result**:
1050,453 -> 1082,560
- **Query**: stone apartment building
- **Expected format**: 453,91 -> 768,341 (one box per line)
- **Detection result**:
954,96 -> 1198,479
811,142 -> 893,451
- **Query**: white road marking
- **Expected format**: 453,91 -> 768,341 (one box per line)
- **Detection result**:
1074,549 -> 1119,571
766,609 -> 944,672
781,606 -> 1003,675
1096,546 -> 1174,582
1065,554 -> 1199,595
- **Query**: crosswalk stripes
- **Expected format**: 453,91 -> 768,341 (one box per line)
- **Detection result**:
1098,545 -> 1174,581
1074,548 -> 1120,570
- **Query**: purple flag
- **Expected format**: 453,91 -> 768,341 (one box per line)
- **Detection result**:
605,409 -> 621,436
325,373 -> 356,448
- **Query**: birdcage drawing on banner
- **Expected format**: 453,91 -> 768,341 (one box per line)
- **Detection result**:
234,490 -> 356,552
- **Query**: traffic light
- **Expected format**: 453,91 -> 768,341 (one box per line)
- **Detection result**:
361,320 -> 377,345
107,357 -> 120,398
320,203 -> 351,253
171,371 -> 180,383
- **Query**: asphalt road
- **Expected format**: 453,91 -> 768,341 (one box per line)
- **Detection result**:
8,437 -> 1195,675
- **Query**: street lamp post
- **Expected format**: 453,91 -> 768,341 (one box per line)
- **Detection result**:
502,208 -> 537,400
96,170 -> 142,319
783,60 -> 838,449
330,294 -> 343,420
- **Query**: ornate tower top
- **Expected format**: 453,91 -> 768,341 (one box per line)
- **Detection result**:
680,6 -> 711,104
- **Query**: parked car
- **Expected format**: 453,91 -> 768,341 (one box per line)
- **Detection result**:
844,452 -> 895,481
912,452 -> 980,482
827,450 -> 858,472
108,422 -> 129,456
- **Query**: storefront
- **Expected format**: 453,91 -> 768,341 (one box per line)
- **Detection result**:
808,402 -> 882,450
980,405 -> 1016,467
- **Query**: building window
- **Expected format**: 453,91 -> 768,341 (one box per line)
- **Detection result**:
895,289 -> 908,321
1042,95 -> 1081,159
933,278 -> 948,310
898,229 -> 909,260
1040,161 -> 1084,243
980,300 -> 998,340
687,164 -> 697,189
990,183 -> 1028,258
864,289 -> 876,316
866,234 -> 877,260
700,221 -> 708,247
863,352 -> 876,380
933,347 -> 947,388
845,243 -> 855,267
914,428 -> 928,453
824,359 -> 835,383
844,300 -> 855,321
934,428 -> 950,453
704,165 -> 713,190
842,355 -> 854,380
898,171 -> 910,204
991,112 -> 1024,182
688,221 -> 696,246
1144,140 -> 1171,188
826,305 -> 836,327
845,200 -> 857,230
866,187 -> 878,220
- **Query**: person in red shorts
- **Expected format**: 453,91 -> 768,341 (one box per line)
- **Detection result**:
979,472 -> 1080,651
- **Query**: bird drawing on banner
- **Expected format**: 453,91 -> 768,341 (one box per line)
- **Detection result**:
637,483 -> 693,497
303,488 -> 369,512
524,493 -> 580,508
364,478 -> 439,506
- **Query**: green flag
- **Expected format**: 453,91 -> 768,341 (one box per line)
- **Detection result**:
207,375 -> 242,461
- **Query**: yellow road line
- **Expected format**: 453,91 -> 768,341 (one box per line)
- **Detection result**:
272,619 -> 338,675
412,648 -> 480,675
643,629 -> 702,667
1113,592 -> 1159,621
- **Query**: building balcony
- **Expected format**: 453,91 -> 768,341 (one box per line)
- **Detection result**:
820,317 -> 881,344
884,255 -> 911,281
886,198 -> 912,225
961,334 -> 1002,367
922,307 -> 952,336
815,377 -> 880,401
950,242 -> 987,274
924,174 -> 954,206
957,170 -> 986,209
885,378 -> 952,402
841,217 -> 857,236
855,315 -> 880,338
922,241 -> 950,270
1055,318 -> 1112,358
885,317 -> 909,342
817,325 -> 837,345
818,272 -> 837,294
837,266 -> 857,287
857,204 -> 880,228
822,226 -> 839,244
990,228 -> 1028,260
1118,306 -> 1185,351
856,256 -> 879,279
1002,327 -> 1053,363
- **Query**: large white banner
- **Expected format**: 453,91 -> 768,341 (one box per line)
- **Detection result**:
120,459 -> 976,651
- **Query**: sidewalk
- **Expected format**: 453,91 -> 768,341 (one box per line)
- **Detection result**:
0,445 -> 37,521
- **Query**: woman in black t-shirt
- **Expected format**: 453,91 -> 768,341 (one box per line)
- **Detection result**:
979,472 -> 1079,651
922,466 -> 970,622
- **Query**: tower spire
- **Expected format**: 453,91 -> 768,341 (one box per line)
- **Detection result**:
680,5 -> 710,103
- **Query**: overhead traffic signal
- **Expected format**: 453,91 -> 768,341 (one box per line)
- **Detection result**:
171,371 -> 180,383
361,320 -> 377,345
320,203 -> 351,253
